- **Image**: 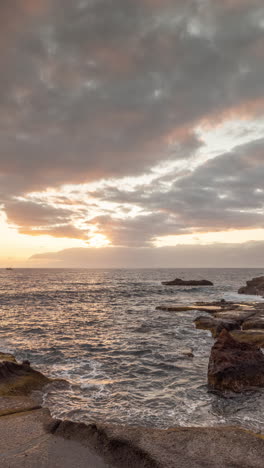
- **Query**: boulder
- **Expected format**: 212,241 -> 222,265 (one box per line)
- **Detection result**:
208,329 -> 264,392
0,359 -> 50,396
162,278 -> 213,286
238,276 -> 264,296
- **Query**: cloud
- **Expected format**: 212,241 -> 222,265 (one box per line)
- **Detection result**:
0,0 -> 264,198
85,136 -> 264,245
89,212 -> 180,246
1,0 -> 264,257
4,200 -> 72,227
29,241 -> 264,268
3,199 -> 88,239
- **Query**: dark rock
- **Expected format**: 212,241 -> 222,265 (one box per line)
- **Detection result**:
194,316 -> 240,337
0,360 -> 50,396
208,329 -> 264,392
162,278 -> 213,286
242,316 -> 264,330
22,360 -> 31,366
230,330 -> 264,348
238,276 -> 264,296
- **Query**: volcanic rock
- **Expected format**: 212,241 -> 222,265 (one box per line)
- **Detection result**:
238,276 -> 264,296
208,329 -> 264,392
162,278 -> 213,286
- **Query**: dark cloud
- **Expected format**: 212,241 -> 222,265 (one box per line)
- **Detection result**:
1,0 -> 264,255
1,0 -> 264,198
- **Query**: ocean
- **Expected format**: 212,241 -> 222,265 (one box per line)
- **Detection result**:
0,268 -> 264,432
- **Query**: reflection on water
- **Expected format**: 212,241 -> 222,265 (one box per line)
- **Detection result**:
0,268 -> 264,431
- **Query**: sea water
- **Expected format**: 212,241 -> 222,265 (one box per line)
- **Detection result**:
0,268 -> 263,432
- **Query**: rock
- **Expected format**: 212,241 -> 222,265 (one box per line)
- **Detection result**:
156,304 -> 222,313
195,300 -> 237,308
180,348 -> 194,357
0,352 -> 17,363
242,316 -> 264,330
238,276 -> 264,296
0,360 -> 50,396
208,329 -> 264,392
214,309 -> 255,323
49,418 -> 264,468
230,330 -> 264,347
194,316 -> 240,338
162,278 -> 213,286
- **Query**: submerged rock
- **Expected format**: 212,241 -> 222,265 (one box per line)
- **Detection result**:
208,329 -> 264,392
0,358 -> 50,396
162,278 -> 213,286
238,276 -> 264,296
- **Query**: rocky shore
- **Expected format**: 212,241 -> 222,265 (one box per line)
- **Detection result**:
1,293 -> 264,466
0,351 -> 264,468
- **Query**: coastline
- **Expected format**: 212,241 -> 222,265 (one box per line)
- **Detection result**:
0,355 -> 264,468
1,298 -> 264,467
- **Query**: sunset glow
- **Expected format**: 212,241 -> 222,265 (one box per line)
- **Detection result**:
0,0 -> 263,267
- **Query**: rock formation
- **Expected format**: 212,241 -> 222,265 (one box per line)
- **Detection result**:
208,329 -> 264,392
238,276 -> 264,296
194,316 -> 239,338
0,356 -> 50,396
162,278 -> 213,286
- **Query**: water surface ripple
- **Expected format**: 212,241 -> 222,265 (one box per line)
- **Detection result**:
0,268 -> 264,432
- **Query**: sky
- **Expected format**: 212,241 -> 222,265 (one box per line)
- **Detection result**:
0,0 -> 264,268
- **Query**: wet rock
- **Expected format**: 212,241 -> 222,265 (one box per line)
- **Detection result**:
194,316 -> 239,338
162,278 -> 213,286
238,276 -> 264,296
231,330 -> 264,347
0,352 -> 17,363
0,360 -> 50,396
242,315 -> 264,330
208,329 -> 264,392
156,304 -> 223,313
213,309 -> 255,323
180,348 -> 194,357
195,300 -> 237,308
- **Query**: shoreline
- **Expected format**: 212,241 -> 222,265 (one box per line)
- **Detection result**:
1,299 -> 264,466
0,356 -> 264,468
